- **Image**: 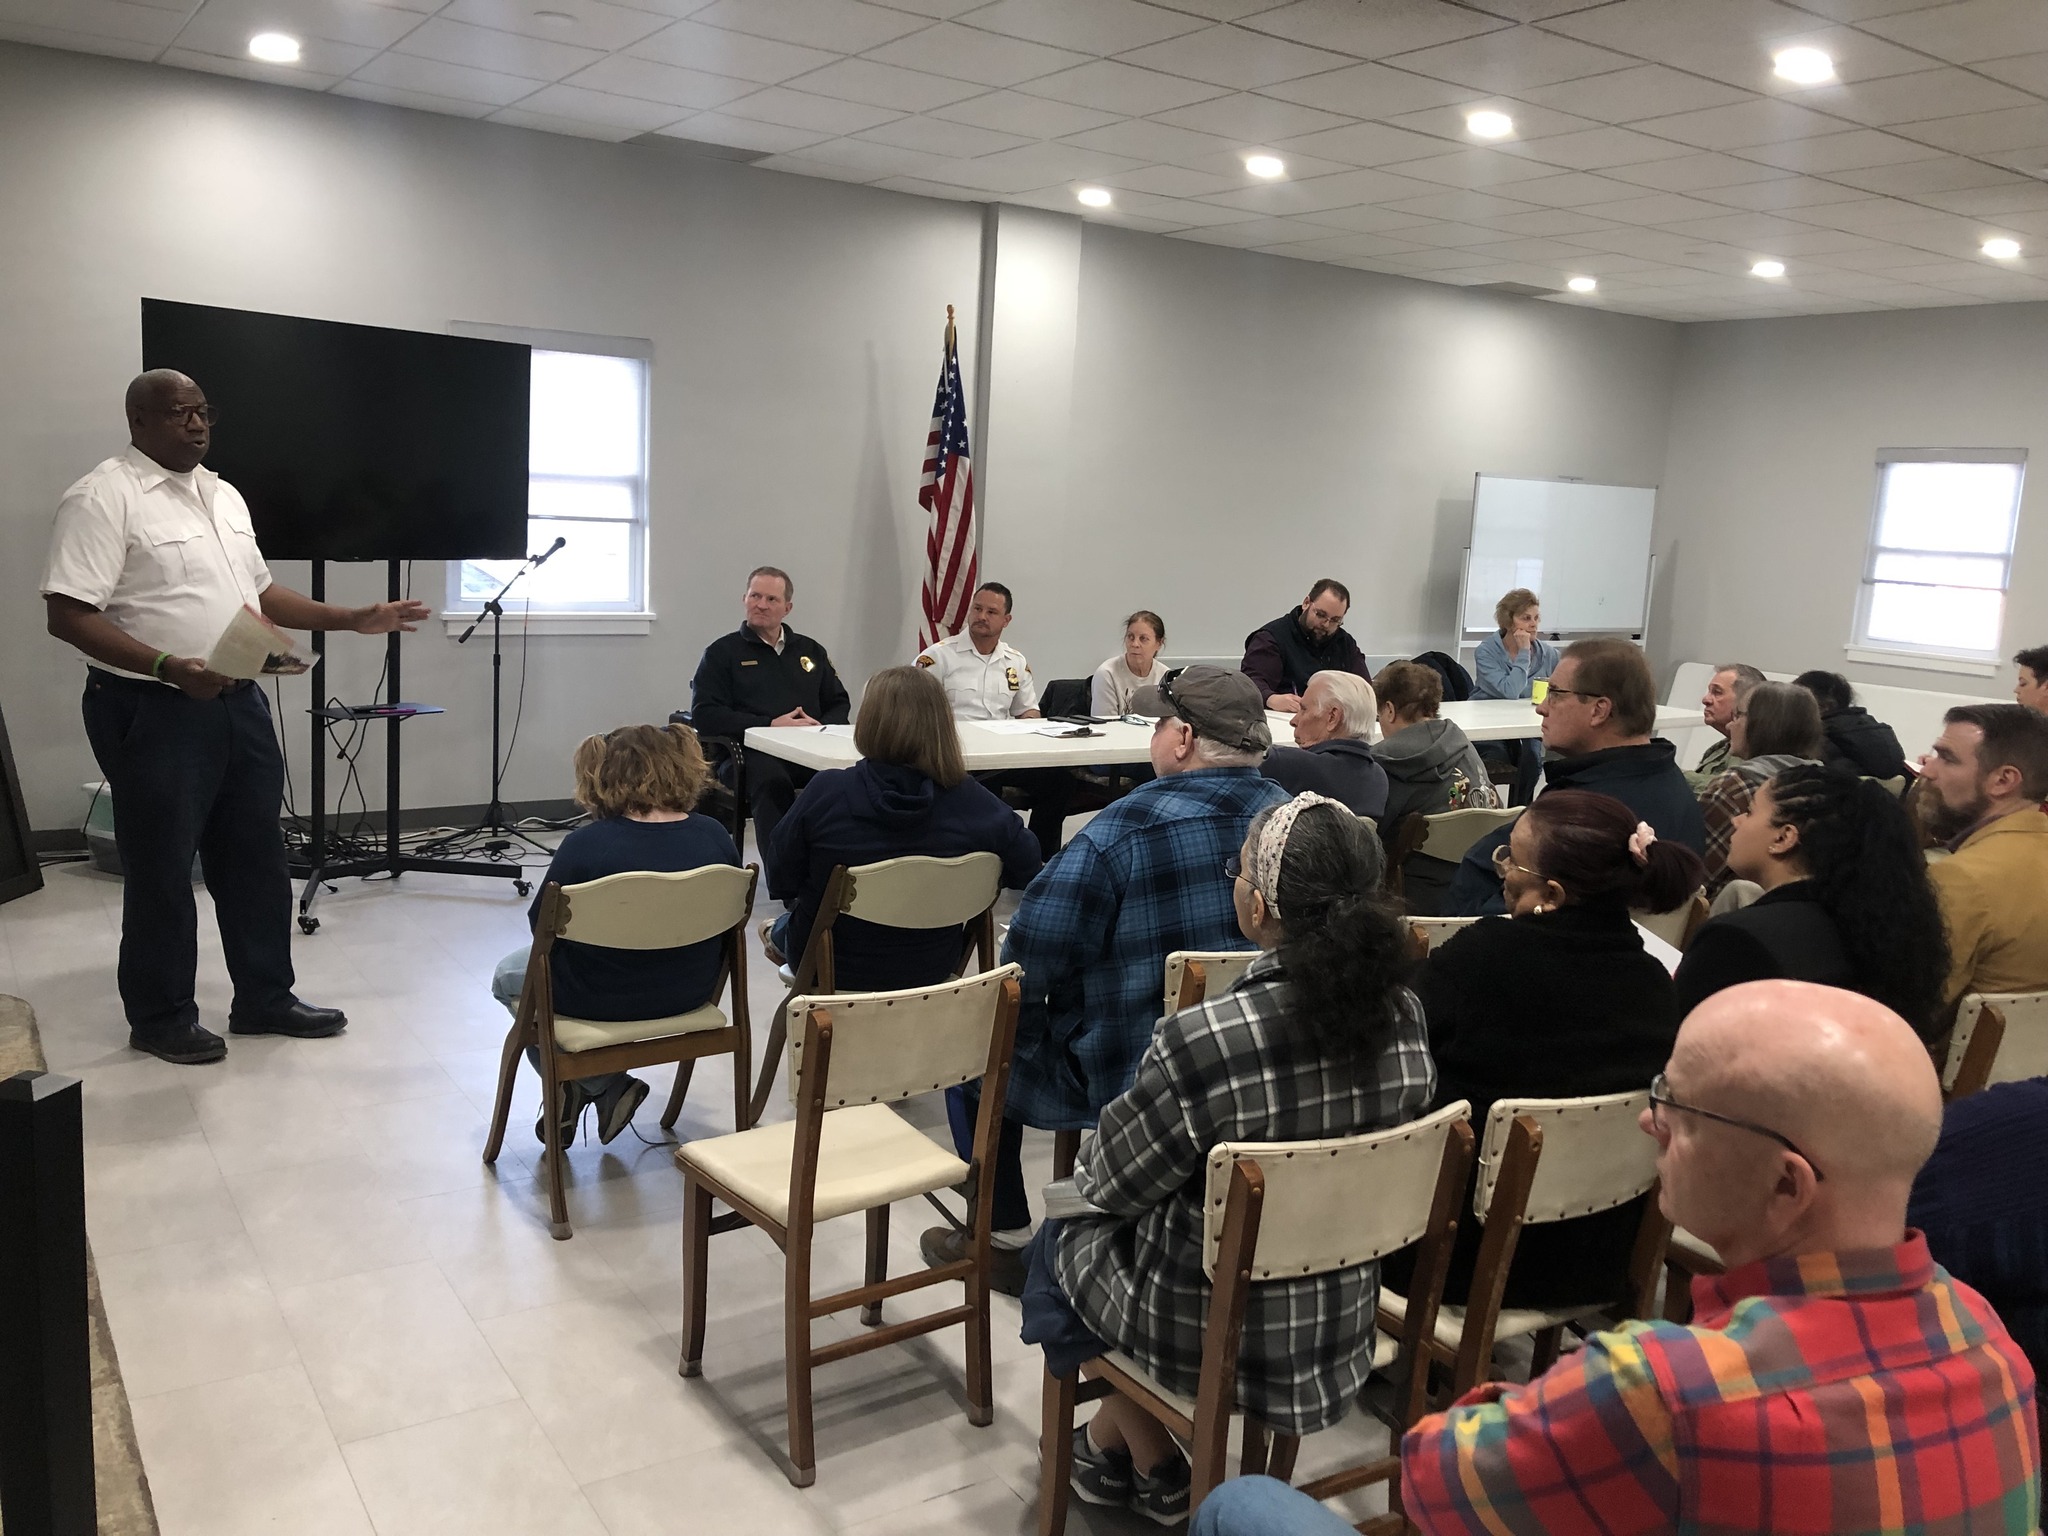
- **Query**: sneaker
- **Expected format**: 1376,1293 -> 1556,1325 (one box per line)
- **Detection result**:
1068,1424 -> 1134,1508
1129,1452 -> 1192,1526
535,1081 -> 592,1147
918,1224 -> 1028,1298
594,1075 -> 650,1145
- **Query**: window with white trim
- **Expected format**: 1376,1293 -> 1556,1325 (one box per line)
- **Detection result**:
1852,450 -> 2025,664
449,347 -> 648,615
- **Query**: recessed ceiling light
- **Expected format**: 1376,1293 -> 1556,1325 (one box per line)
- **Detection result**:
247,31 -> 300,63
1567,276 -> 1597,293
1466,109 -> 1514,140
1751,259 -> 1786,278
1983,237 -> 2022,259
1773,47 -> 1835,85
1076,186 -> 1112,208
1244,154 -> 1285,179
532,9 -> 576,27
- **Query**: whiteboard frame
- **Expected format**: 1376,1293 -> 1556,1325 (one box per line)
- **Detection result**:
1453,473 -> 1659,645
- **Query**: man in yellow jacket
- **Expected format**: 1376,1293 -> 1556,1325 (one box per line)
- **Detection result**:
1917,703 -> 2048,1005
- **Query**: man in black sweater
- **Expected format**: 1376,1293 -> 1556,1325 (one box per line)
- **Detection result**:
688,566 -> 850,873
1239,578 -> 1373,713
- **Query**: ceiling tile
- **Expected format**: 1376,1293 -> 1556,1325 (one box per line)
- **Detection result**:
1063,116 -> 1248,166
169,0 -> 425,52
1858,0 -> 2048,64
437,0 -> 670,53
1658,209 -> 1816,242
160,47 -> 349,88
1901,106 -> 2048,158
626,20 -> 842,82
1601,151 -> 1795,192
0,0 -> 181,48
1378,187 -> 1544,219
1974,52 -> 2048,95
1125,0 -> 1298,20
1174,214 -> 1364,247
1698,174 -> 1872,211
1256,228 -> 1432,259
791,57 -> 986,110
1915,181 -> 2048,215
853,112 -> 1027,156
394,18 -> 603,81
1237,0 -> 1510,59
960,0 -> 1209,54
656,110 -> 829,152
1494,169 -> 1664,206
1785,69 -> 2036,129
333,80 -> 497,118
1195,164 -> 1449,211
0,21 -> 159,62
865,175 -> 986,199
1294,201 -> 1441,232
1253,60 -> 1473,117
770,134 -> 956,178
1828,156 -> 2034,196
1111,194 -> 1265,225
686,0 -> 928,53
1385,26 -> 1639,93
1520,64 -> 1751,121
1148,90 -> 1352,141
1381,146 -> 1579,188
1628,97 -> 1852,151
1097,163 -> 1247,197
864,22 -> 1088,87
929,88 -> 1121,137
1380,218 -> 1523,246
1483,206 -> 1628,236
561,52 -> 758,107
920,138 -> 1143,191
747,149 -> 884,180
1114,25 -> 1355,89
1540,0 -> 1843,63
720,85 -> 903,133
867,0 -> 988,15
488,104 -> 645,140
1383,100 -> 1601,142
1016,59 -> 1228,113
1576,190 -> 1749,224
1268,119 -> 1458,167
1730,127 -> 1948,173
497,80 -> 687,130
1496,125 -> 1699,171
352,51 -> 542,107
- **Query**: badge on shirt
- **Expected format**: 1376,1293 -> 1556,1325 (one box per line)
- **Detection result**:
739,659 -> 758,667
916,655 -> 935,668
800,655 -> 815,672
1005,667 -> 1020,691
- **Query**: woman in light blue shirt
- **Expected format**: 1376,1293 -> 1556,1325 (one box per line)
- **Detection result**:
1472,587 -> 1561,700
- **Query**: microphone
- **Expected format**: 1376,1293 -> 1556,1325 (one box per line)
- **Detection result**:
532,536 -> 567,567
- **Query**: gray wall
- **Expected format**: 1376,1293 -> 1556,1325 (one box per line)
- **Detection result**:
1655,304 -> 2048,699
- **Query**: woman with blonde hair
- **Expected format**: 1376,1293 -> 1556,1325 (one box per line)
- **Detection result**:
489,722 -> 740,1147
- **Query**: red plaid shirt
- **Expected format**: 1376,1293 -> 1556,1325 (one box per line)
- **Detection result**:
1403,1233 -> 2039,1535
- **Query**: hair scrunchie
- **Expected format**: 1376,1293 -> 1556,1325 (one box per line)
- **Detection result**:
1627,821 -> 1657,867
1250,792 -> 1347,919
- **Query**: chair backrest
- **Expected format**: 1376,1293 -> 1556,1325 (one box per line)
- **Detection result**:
1041,678 -> 1092,719
1163,950 -> 1257,1017
1633,891 -> 1708,951
1406,917 -> 1481,954
1945,991 -> 2048,1090
551,864 -> 756,950
1418,806 -> 1521,864
839,852 -> 1003,931
1867,775 -> 1907,798
789,963 -> 1022,1108
1202,1100 -> 1474,1282
1476,1090 -> 1657,1224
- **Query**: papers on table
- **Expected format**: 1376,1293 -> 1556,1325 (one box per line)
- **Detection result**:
972,719 -> 1050,735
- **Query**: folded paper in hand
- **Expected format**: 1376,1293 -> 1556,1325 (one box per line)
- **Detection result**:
207,604 -> 314,679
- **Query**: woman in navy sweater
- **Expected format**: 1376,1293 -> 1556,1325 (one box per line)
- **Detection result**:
766,665 -> 1042,991
490,723 -> 739,1146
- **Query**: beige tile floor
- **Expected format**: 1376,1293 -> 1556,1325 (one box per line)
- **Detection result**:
5,840 -> 1394,1534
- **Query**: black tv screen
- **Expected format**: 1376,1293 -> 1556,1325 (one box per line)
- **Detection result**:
140,299 -> 529,561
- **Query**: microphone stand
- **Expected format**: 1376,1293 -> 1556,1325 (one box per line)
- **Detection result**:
454,541 -> 562,857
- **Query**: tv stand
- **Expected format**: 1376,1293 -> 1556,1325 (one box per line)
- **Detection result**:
290,559 -> 527,933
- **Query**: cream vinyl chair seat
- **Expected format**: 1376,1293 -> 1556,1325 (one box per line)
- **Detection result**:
1405,916 -> 1483,955
551,1002 -> 730,1053
1942,991 -> 2048,1092
1633,891 -> 1710,950
678,1103 -> 968,1227
1379,1292 -> 1605,1354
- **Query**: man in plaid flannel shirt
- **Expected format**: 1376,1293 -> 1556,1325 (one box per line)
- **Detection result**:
922,666 -> 1287,1291
1194,980 -> 2039,1536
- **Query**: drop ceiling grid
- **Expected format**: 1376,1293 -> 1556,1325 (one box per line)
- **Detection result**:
7,0 -> 2048,317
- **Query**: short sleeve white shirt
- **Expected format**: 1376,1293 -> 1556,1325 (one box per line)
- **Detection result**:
40,446 -> 272,681
914,632 -> 1039,720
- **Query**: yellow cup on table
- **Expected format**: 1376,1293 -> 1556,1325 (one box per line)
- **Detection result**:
1530,679 -> 1549,704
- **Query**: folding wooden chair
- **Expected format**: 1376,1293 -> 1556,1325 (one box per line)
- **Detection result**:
1404,916 -> 1482,959
1943,991 -> 2047,1094
482,863 -> 758,1240
678,966 -> 1022,1488
750,851 -> 1002,1124
1634,891 -> 1710,951
1038,1101 -> 1476,1534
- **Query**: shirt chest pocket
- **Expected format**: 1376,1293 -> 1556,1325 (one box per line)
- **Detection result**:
138,515 -> 207,589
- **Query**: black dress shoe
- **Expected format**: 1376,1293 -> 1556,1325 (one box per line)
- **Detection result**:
130,1020 -> 228,1065
229,1000 -> 348,1038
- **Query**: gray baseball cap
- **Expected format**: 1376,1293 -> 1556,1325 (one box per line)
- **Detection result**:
1130,666 -> 1272,753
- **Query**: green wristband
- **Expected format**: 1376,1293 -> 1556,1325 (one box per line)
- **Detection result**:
150,652 -> 170,678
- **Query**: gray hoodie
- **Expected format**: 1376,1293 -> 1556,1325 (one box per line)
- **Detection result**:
1372,717 -> 1492,830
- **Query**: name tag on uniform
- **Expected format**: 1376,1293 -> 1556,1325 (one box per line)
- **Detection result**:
740,659 -> 759,667
800,655 -> 815,672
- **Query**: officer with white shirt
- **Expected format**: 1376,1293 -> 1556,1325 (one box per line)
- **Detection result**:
916,582 -> 1072,858
40,370 -> 429,1065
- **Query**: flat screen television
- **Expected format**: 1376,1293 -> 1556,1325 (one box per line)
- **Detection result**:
140,299 -> 529,561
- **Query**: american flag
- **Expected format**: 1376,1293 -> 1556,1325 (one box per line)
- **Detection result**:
918,307 -> 976,649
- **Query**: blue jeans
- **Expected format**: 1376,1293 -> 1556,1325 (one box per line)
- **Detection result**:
492,945 -> 628,1099
1191,1477 -> 1357,1536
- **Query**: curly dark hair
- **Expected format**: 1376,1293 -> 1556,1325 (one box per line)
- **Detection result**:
1762,764 -> 1951,1038
1249,800 -> 1416,1071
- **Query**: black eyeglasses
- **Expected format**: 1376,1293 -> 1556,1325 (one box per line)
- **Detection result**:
1542,685 -> 1603,703
159,404 -> 218,426
1223,853 -> 1244,881
1648,1072 -> 1825,1182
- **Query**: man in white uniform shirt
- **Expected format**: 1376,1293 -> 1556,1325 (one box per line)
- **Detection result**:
916,582 -> 1071,859
41,370 -> 430,1065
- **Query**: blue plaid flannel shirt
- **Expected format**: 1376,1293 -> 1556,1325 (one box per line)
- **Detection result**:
999,766 -> 1289,1129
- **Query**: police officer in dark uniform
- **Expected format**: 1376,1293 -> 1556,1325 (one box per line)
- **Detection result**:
688,566 -> 850,871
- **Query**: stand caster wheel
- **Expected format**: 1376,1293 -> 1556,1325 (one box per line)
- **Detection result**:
298,915 -> 320,934
515,880 -> 532,897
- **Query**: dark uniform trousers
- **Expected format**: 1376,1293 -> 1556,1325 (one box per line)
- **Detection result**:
741,753 -> 812,871
81,669 -> 295,1038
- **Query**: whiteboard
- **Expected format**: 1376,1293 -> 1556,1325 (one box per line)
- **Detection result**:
1461,475 -> 1656,634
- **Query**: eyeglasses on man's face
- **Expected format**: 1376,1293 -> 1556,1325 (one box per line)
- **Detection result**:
1541,685 -> 1603,704
158,404 -> 218,426
1647,1071 -> 1825,1182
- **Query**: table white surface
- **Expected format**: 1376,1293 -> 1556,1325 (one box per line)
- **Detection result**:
743,702 -> 1702,773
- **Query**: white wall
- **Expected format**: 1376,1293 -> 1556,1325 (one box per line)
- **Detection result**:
1655,304 -> 2048,701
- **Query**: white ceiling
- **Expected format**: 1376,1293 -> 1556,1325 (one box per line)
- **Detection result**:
15,0 -> 2048,320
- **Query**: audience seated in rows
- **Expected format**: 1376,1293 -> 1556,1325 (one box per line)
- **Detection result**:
1370,660 -> 1490,914
1447,639 -> 1705,916
1792,669 -> 1910,781
1091,609 -> 1166,717
1918,703 -> 2048,1008
1676,765 -> 1950,1037
1258,670 -> 1388,819
922,665 -> 1287,1292
762,666 -> 1040,987
1908,1076 -> 2048,1396
1686,661 -> 1766,789
2015,644 -> 2048,715
1696,681 -> 1826,898
1023,794 -> 1435,1526
1240,579 -> 1371,714
1202,982 -> 2040,1536
490,724 -> 739,1146
1394,790 -> 1699,1311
